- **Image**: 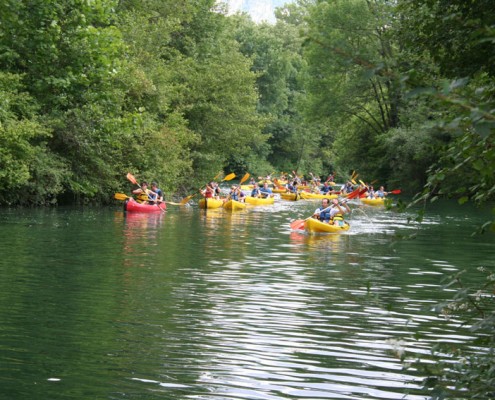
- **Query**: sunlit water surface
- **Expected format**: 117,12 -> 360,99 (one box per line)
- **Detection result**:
0,198 -> 493,399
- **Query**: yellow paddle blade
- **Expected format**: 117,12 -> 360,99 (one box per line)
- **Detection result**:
239,173 -> 250,185
114,193 -> 129,201
351,179 -> 357,185
223,173 -> 236,181
359,179 -> 366,187
180,194 -> 194,205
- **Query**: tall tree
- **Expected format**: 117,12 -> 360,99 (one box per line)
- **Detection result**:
302,0 -> 403,180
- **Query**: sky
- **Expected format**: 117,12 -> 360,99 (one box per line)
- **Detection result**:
222,0 -> 294,24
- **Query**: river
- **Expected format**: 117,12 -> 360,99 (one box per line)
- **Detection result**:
0,197 -> 493,399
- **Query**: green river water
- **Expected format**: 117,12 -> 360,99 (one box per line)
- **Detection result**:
0,196 -> 493,399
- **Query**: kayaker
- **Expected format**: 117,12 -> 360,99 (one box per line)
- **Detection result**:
286,180 -> 298,194
200,182 -> 215,198
132,181 -> 157,203
259,182 -> 274,198
228,185 -> 245,202
375,186 -> 388,198
313,198 -> 332,222
150,182 -> 163,203
367,186 -> 376,199
341,181 -> 354,194
320,182 -> 332,194
251,183 -> 262,198
330,198 -> 351,226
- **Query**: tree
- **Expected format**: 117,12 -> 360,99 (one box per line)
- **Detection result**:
302,0 -> 404,182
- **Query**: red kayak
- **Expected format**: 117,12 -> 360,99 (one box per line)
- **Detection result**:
124,198 -> 166,213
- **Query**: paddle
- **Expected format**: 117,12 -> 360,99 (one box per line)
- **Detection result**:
350,170 -> 358,185
114,193 -> 181,206
239,172 -> 250,186
346,186 -> 364,199
389,189 -> 401,195
180,172 -> 236,205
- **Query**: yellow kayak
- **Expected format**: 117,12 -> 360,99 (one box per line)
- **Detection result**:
245,196 -> 275,206
240,184 -> 254,190
361,197 -> 385,206
299,192 -> 338,200
280,192 -> 299,201
223,199 -> 247,211
198,198 -> 225,209
272,188 -> 286,194
305,218 -> 350,233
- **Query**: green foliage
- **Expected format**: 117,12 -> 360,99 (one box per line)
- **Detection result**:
406,268 -> 495,399
302,0 -> 405,183
397,0 -> 495,78
0,72 -> 68,205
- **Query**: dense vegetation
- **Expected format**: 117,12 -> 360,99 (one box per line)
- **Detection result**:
1,0 -> 493,209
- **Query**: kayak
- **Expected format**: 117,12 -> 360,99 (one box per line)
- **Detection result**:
223,199 -> 247,211
124,197 -> 166,213
299,192 -> 339,200
198,198 -> 225,209
280,192 -> 299,201
245,196 -> 275,206
240,184 -> 254,190
272,188 -> 286,194
305,217 -> 350,233
361,197 -> 385,206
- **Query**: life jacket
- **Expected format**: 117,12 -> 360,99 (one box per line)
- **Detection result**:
230,191 -> 239,201
204,187 -> 213,198
137,189 -> 154,203
332,213 -> 344,221
319,207 -> 332,222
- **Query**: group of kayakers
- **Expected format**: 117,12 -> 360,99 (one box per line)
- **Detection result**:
123,171 -> 395,230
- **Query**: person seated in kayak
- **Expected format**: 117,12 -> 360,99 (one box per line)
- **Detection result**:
341,181 -> 354,194
133,181 -> 157,204
259,182 -> 274,198
251,183 -> 262,198
311,178 -> 321,194
227,185 -> 245,202
367,186 -> 376,199
286,180 -> 298,193
375,186 -> 388,198
150,182 -> 163,203
330,199 -> 351,226
213,181 -> 222,199
313,198 -> 332,222
200,182 -> 215,198
320,182 -> 332,194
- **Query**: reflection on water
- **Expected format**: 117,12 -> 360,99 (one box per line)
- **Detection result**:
0,200 -> 493,399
